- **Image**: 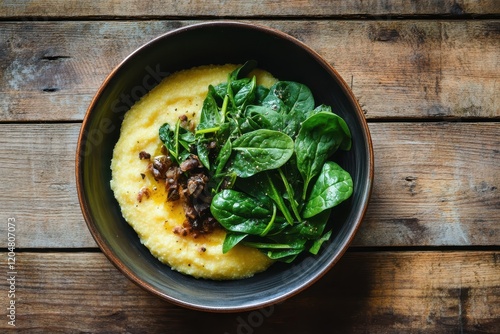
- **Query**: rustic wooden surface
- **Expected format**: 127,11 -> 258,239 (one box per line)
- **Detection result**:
12,251 -> 500,333
0,122 -> 498,249
1,0 -> 499,18
0,1 -> 498,332
1,20 -> 499,121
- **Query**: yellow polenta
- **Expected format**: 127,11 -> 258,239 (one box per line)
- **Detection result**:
110,64 -> 276,280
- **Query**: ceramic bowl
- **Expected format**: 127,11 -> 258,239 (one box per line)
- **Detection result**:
76,21 -> 373,312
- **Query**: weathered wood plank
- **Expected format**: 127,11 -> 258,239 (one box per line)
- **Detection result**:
0,122 -> 498,248
1,20 -> 498,121
1,0 -> 498,18
0,123 -> 94,248
353,122 -> 500,247
1,251 -> 498,333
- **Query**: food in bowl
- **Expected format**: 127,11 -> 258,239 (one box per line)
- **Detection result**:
110,61 -> 353,280
77,21 -> 373,310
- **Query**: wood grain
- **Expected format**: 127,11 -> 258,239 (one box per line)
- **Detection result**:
0,122 -> 498,248
1,20 -> 498,121
0,123 -> 94,248
1,251 -> 498,333
354,122 -> 500,247
1,0 -> 498,18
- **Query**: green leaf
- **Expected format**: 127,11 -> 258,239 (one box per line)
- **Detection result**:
236,172 -> 295,226
278,168 -> 302,222
263,81 -> 314,114
159,123 -> 176,159
238,112 -> 271,134
196,85 -> 222,133
244,105 -> 283,132
309,230 -> 332,255
249,238 -> 307,262
234,76 -> 257,108
295,112 -> 352,199
266,249 -> 303,262
196,140 -> 211,169
229,129 -> 294,178
231,60 -> 258,80
254,85 -> 270,104
312,104 -> 332,114
302,162 -> 353,218
178,131 -> 195,152
214,139 -> 232,176
210,189 -> 287,235
262,81 -> 315,137
159,121 -> 195,164
222,232 -> 248,253
283,209 -> 331,239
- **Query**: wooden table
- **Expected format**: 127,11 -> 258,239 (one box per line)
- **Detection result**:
1,1 -> 499,332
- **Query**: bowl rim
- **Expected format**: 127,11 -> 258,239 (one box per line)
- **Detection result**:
75,20 -> 374,312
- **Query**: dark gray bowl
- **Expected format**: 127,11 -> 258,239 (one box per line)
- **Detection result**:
76,21 -> 373,312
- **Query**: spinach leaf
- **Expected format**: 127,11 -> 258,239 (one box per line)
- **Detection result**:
263,81 -> 314,115
262,81 -> 315,137
278,157 -> 303,203
238,110 -> 273,134
302,103 -> 335,122
234,76 -> 256,108
196,139 -> 211,169
309,230 -> 332,255
254,85 -> 270,105
229,129 -> 294,178
250,236 -> 307,262
159,120 -> 194,164
229,60 -> 257,81
234,171 -> 294,226
211,189 -> 287,235
159,123 -> 176,159
266,248 -> 303,263
179,130 -> 195,150
244,105 -> 283,132
196,85 -> 222,134
214,60 -> 258,112
277,168 -> 302,222
222,232 -> 248,253
242,235 -> 307,261
284,208 -> 331,239
295,112 -> 352,199
302,162 -> 353,218
263,172 -> 295,225
214,138 -> 232,176
311,104 -> 332,115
